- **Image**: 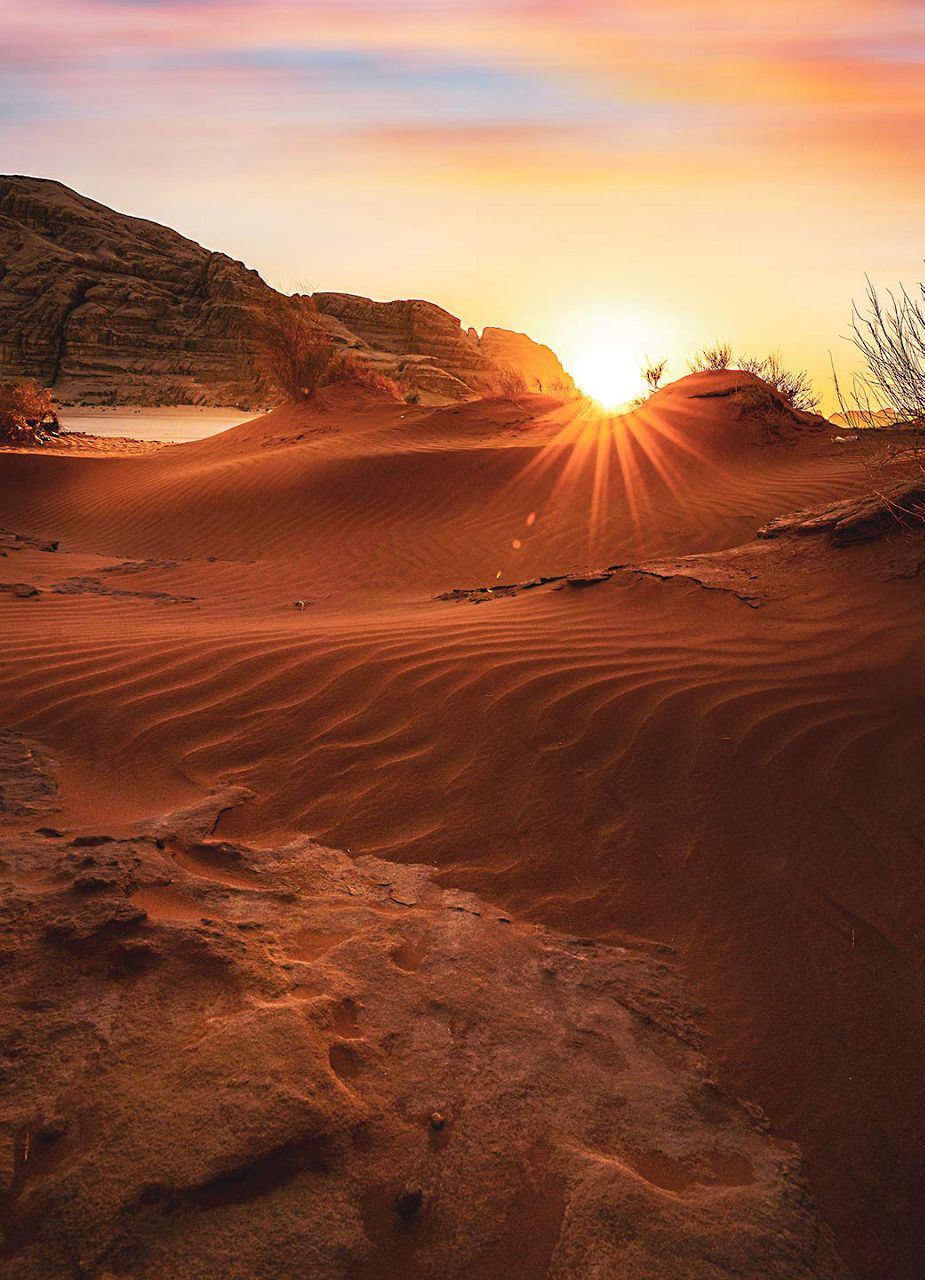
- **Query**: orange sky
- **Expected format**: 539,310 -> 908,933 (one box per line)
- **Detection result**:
2,0 -> 922,406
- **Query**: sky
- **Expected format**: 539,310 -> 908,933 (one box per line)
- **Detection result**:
2,0 -> 923,407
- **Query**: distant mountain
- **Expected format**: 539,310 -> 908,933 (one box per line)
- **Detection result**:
0,176 -> 575,407
830,409 -> 901,430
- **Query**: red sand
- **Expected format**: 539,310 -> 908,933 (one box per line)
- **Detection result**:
1,372 -> 922,1278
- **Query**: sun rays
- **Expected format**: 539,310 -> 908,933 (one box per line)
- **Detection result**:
494,391 -> 736,571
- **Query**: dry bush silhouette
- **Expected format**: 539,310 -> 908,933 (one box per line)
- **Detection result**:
0,381 -> 60,446
641,357 -> 668,395
249,297 -> 334,401
832,275 -> 924,503
688,341 -> 733,372
834,277 -> 924,433
738,352 -> 820,413
685,341 -> 818,412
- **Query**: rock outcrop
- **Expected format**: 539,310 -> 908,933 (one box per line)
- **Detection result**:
0,176 -> 281,406
314,294 -> 575,400
478,325 -> 575,394
0,176 -> 575,407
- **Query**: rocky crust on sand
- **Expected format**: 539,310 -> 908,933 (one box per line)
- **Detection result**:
757,475 -> 925,544
435,467 -> 925,614
0,177 -> 574,409
0,768 -> 850,1279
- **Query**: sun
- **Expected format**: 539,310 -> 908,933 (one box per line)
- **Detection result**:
571,344 -> 642,411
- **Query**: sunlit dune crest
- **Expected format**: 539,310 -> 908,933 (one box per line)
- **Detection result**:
499,374 -> 758,561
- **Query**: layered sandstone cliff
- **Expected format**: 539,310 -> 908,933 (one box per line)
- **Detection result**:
0,177 -> 575,407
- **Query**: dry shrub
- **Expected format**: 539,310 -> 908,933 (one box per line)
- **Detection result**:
0,382 -> 60,446
688,341 -> 733,373
835,277 -> 924,433
642,357 -> 668,395
494,366 -> 530,395
322,352 -> 404,400
686,340 -> 820,413
249,297 -> 334,401
739,352 -> 820,413
832,276 -> 924,485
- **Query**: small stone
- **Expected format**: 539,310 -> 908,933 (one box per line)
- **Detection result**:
396,1184 -> 423,1218
429,1112 -> 445,1131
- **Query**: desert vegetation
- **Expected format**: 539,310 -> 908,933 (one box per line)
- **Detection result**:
250,299 -> 407,403
249,297 -> 335,401
0,381 -> 60,446
835,277 -> 925,433
642,356 -> 669,395
833,275 -> 924,521
493,366 -> 531,396
322,351 -> 404,400
738,353 -> 820,413
688,341 -> 734,372
687,342 -> 820,413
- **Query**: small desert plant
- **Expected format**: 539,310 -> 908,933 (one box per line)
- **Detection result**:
834,277 -> 925,432
641,357 -> 668,396
322,352 -> 404,400
249,297 -> 334,401
0,381 -> 60,446
739,352 -> 820,413
688,341 -> 733,373
832,275 -> 924,487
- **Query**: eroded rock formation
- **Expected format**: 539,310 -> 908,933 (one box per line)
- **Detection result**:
0,177 -> 575,407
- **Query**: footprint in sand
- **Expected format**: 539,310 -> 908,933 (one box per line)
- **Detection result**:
389,937 -> 428,972
332,997 -> 362,1038
328,1042 -> 362,1082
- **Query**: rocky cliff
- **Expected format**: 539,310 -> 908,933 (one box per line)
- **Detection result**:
0,177 -> 575,407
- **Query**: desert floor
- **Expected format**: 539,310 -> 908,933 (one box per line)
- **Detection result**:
1,372 -> 922,1279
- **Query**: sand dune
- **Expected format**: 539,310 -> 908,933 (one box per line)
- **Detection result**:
1,373 -> 923,1278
